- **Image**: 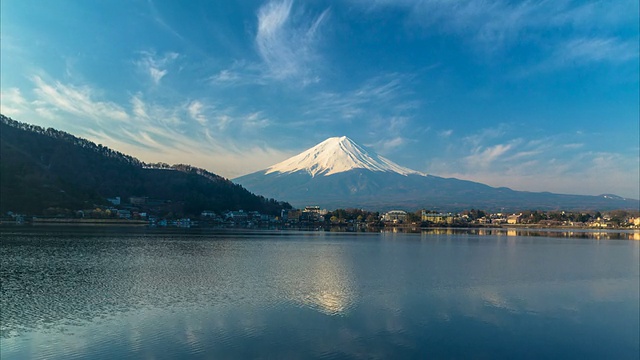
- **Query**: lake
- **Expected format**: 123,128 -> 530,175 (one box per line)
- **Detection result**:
1,227 -> 638,359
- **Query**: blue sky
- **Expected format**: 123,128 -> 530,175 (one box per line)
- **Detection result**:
1,0 -> 638,198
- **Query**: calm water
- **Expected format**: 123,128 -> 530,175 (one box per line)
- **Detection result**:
1,227 -> 638,359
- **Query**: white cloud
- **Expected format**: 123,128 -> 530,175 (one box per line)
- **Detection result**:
556,37 -> 638,65
242,112 -> 270,130
82,119 -> 292,179
426,129 -> 640,198
136,51 -> 179,85
351,0 -> 640,69
373,136 -> 407,153
284,73 -> 425,154
563,143 -> 584,149
359,0 -> 636,42
147,0 -> 185,41
438,129 -> 453,138
187,101 -> 207,126
504,150 -> 541,161
208,60 -> 268,87
0,88 -> 28,116
149,68 -> 167,84
463,125 -> 509,147
354,0 -> 551,47
465,143 -> 513,168
304,73 -> 418,125
3,74 -> 293,179
256,0 -> 329,82
210,69 -> 240,84
443,150 -> 639,199
31,76 -> 129,122
131,95 -> 150,119
128,93 -> 182,129
215,115 -> 232,131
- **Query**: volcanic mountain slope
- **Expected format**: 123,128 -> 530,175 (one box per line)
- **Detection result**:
234,136 -> 638,211
264,136 -> 423,177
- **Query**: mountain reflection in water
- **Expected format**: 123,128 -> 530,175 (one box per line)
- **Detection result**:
387,227 -> 640,241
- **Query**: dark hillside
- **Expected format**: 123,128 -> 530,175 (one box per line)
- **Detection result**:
0,115 -> 291,216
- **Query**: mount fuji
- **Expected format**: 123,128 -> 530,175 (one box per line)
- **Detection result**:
265,136 -> 423,177
234,136 -> 638,211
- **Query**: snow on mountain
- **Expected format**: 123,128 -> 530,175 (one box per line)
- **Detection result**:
265,136 -> 425,177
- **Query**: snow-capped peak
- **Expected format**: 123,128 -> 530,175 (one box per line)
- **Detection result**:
265,136 -> 426,177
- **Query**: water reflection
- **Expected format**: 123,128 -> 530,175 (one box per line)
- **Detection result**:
269,237 -> 357,316
1,228 -> 638,359
403,227 -> 639,240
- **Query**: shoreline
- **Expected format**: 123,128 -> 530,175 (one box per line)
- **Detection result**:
27,218 -> 149,226
1,220 -> 637,232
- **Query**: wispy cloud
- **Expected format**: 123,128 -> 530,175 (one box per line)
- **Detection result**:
130,95 -> 150,119
352,0 -> 640,74
504,150 -> 542,162
358,0 -> 637,45
187,101 -> 207,126
214,115 -> 233,131
463,125 -> 509,148
210,69 -> 242,84
208,61 -> 266,86
426,129 -> 640,198
370,136 -> 408,153
413,0 -> 541,47
2,74 -> 291,178
465,143 -> 514,168
255,0 -> 329,82
353,0 -> 541,47
129,93 -> 182,128
462,150 -> 638,198
242,112 -> 270,130
304,73 -> 418,123
208,0 -> 329,87
555,37 -> 638,65
438,129 -> 453,138
31,75 -> 129,122
0,88 -> 28,116
136,51 -> 179,84
273,72 -> 426,153
563,143 -> 584,149
365,116 -> 417,154
511,36 -> 639,77
147,0 -> 185,41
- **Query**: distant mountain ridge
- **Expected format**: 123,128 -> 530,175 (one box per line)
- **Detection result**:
235,136 -> 639,212
0,115 -> 291,216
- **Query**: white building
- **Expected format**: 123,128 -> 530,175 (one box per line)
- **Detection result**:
383,210 -> 407,223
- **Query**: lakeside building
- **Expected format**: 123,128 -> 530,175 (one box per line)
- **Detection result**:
225,210 -> 248,223
507,214 -> 522,224
421,211 -> 454,224
383,210 -> 407,223
301,206 -> 327,222
284,206 -> 328,222
304,206 -> 328,215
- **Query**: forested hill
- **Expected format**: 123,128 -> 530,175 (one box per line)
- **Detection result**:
0,115 -> 291,216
